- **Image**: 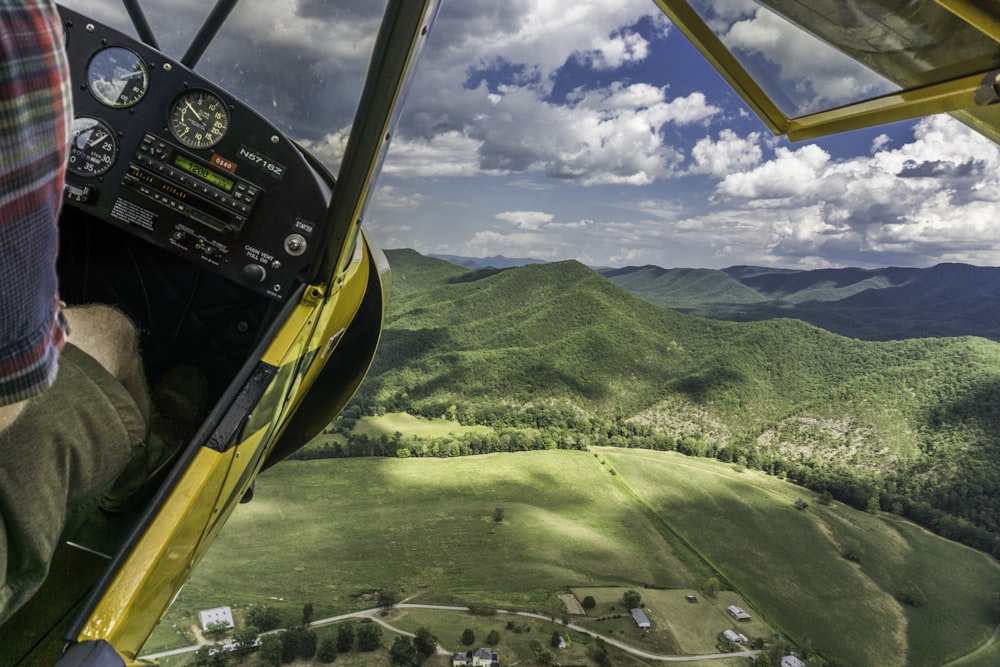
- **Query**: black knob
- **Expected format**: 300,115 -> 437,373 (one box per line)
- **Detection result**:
241,264 -> 266,284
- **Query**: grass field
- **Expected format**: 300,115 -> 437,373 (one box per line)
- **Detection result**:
154,448 -> 1000,666
352,413 -> 491,439
603,448 -> 1000,666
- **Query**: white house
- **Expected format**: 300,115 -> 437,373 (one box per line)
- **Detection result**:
452,648 -> 499,667
781,656 -> 806,667
198,606 -> 234,632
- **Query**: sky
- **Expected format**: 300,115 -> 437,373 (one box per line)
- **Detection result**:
65,0 -> 1000,271
359,0 -> 1000,270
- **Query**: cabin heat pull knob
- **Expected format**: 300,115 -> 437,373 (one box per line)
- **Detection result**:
241,263 -> 267,284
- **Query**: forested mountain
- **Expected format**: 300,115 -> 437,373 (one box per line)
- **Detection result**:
347,250 -> 1000,555
602,262 -> 1000,341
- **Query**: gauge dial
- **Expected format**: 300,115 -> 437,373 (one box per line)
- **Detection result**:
87,47 -> 149,108
68,117 -> 118,177
168,90 -> 230,150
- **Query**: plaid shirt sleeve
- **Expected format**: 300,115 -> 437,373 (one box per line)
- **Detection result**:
0,0 -> 71,406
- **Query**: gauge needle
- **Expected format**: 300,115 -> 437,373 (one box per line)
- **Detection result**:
88,131 -> 108,147
185,101 -> 203,121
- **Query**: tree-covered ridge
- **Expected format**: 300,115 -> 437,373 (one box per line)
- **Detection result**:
345,250 -> 1000,554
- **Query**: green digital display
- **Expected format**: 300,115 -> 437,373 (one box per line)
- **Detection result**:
173,153 -> 234,192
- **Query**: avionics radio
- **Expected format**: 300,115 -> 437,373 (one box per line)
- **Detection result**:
124,133 -> 262,237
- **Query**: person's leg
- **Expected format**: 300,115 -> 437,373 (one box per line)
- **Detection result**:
0,344 -> 146,624
62,305 -> 150,422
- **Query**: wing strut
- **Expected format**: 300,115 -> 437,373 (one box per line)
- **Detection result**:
120,0 -> 158,49
181,0 -> 239,69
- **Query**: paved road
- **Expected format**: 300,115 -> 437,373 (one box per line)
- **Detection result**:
141,603 -> 758,663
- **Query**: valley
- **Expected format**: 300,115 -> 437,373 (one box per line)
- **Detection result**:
149,251 -> 1000,666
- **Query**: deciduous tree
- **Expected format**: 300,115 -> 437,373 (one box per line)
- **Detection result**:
337,622 -> 355,653
357,621 -> 383,651
390,636 -> 417,666
245,605 -> 281,632
413,626 -> 438,659
622,590 -> 642,609
317,637 -> 337,663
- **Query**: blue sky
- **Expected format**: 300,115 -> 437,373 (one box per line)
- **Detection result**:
358,0 -> 1000,270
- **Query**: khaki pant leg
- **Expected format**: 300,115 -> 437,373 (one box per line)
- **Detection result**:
0,344 -> 145,624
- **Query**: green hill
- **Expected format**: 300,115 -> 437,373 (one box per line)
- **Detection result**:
599,265 -> 766,309
350,250 -> 1000,553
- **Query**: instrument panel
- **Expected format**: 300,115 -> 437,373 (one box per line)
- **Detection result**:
60,6 -> 332,301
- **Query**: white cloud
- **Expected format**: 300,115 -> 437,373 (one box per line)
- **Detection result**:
688,129 -> 763,177
455,84 -> 717,185
495,210 -> 554,229
381,131 -> 481,178
392,0 -> 687,185
577,30 -> 651,70
716,144 -> 830,200
696,115 -> 1000,267
371,185 -> 428,210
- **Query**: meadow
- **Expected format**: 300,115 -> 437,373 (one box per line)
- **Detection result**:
151,448 -> 1000,666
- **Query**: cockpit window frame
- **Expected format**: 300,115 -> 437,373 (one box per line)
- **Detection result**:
652,0 -> 1000,142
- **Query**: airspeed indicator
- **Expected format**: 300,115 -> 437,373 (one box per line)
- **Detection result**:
168,90 -> 230,150
68,117 -> 118,177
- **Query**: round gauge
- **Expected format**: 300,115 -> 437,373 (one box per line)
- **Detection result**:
168,90 -> 230,150
67,117 -> 118,177
86,47 -> 149,108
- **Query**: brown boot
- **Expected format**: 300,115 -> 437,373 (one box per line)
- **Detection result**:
101,366 -> 207,512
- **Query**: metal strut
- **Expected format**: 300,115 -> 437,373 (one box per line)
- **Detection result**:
181,0 -> 239,69
121,0 -> 158,49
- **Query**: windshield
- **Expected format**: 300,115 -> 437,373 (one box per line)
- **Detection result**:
60,0 -> 389,175
688,0 -> 1000,118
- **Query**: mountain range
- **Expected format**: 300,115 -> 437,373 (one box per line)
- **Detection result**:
352,249 -> 1000,554
422,254 -> 1000,342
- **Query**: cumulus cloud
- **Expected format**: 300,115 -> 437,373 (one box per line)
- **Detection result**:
391,0 -> 691,185
465,84 -> 716,185
702,115 -> 1000,267
371,185 -> 429,210
688,129 -> 764,177
495,211 -> 554,229
716,144 -> 830,200
576,30 -> 651,70
381,131 -> 482,178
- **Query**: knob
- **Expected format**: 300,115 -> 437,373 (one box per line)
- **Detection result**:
284,233 -> 307,256
241,264 -> 267,284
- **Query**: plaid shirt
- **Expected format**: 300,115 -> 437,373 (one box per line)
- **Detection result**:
0,0 -> 71,406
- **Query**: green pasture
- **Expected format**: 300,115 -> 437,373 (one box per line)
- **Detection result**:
174,451 -> 700,616
352,412 -> 491,439
603,447 -> 1000,667
156,448 -> 1000,666
571,586 -> 769,655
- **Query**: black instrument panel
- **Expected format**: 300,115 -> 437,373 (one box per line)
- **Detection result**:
60,6 -> 331,301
